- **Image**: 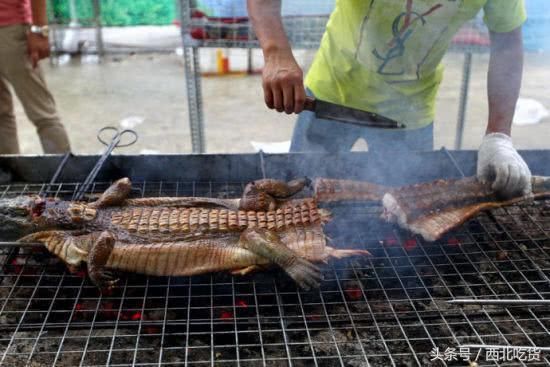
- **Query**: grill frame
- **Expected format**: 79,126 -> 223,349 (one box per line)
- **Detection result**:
0,151 -> 549,367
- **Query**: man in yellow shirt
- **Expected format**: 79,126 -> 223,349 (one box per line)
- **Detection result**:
248,0 -> 531,198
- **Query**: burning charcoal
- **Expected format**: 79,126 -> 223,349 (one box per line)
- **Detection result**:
1,172 -> 549,365
343,281 -> 363,300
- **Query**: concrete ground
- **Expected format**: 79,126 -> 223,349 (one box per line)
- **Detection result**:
10,47 -> 550,155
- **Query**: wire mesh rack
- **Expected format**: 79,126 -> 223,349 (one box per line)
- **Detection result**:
0,178 -> 548,366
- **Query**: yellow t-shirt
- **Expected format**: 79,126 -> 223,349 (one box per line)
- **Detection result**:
305,0 -> 526,129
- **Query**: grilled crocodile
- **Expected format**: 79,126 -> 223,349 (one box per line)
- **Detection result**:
313,176 -> 550,241
1,177 -> 369,290
382,176 -> 550,241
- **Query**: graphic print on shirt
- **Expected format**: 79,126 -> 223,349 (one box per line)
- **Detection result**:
355,0 -> 464,83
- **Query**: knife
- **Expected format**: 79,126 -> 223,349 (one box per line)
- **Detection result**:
303,96 -> 406,129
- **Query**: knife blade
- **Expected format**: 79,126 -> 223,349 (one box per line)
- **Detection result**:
303,96 -> 406,129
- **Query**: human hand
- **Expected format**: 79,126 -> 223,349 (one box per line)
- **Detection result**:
27,32 -> 50,69
262,50 -> 306,114
477,132 -> 532,198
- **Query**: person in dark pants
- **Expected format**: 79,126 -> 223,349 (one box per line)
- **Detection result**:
248,0 -> 531,198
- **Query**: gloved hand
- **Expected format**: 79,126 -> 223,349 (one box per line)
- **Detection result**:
477,132 -> 532,198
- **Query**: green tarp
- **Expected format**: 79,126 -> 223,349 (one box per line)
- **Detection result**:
50,0 -> 176,26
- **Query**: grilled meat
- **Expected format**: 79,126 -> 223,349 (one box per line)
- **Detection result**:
383,176 -> 550,241
312,176 -> 550,241
314,177 -> 385,203
4,177 -> 369,290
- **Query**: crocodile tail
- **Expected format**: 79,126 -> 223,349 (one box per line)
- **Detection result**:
314,178 -> 387,203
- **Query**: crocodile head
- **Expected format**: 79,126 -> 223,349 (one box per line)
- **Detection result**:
0,196 -> 42,239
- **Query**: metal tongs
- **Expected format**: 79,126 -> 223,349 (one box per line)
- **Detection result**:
3,127 -> 137,248
72,126 -> 138,201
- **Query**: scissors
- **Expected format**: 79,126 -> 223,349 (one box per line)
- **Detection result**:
72,126 -> 138,201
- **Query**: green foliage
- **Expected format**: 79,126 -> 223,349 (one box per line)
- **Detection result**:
49,0 -> 176,26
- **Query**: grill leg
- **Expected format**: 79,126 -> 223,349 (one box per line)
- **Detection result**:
454,52 -> 472,150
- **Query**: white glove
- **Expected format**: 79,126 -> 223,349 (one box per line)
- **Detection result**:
477,132 -> 532,198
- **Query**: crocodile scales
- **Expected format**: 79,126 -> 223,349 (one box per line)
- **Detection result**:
1,177 -> 369,290
109,200 -> 327,235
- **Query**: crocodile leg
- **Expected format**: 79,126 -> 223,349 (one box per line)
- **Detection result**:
325,247 -> 371,259
240,228 -> 322,290
18,230 -> 90,268
87,231 -> 119,290
89,177 -> 132,208
240,178 -> 310,211
251,178 -> 311,198
230,265 -> 264,276
19,230 -> 119,289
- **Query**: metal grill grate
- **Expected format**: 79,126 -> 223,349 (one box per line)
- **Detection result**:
0,180 -> 548,366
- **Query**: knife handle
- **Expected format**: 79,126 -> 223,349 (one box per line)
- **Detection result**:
303,96 -> 316,112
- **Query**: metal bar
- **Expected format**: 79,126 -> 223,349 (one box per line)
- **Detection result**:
441,147 -> 466,178
40,152 -> 72,197
131,277 -> 150,366
183,277 -> 192,366
182,45 -> 206,153
252,281 -> 268,367
230,277 -> 241,366
454,52 -> 472,150
448,299 -> 550,306
92,0 -> 104,57
210,274 -> 214,367
259,150 -> 267,179
105,277 -> 130,366
180,0 -> 205,153
273,282 -> 295,367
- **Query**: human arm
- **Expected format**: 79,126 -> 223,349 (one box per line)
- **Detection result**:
477,27 -> 531,197
486,28 -> 523,135
247,0 -> 306,114
28,0 -> 51,68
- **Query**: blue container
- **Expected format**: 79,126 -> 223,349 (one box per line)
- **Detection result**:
196,0 -> 334,18
196,0 -> 248,18
524,0 -> 550,51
